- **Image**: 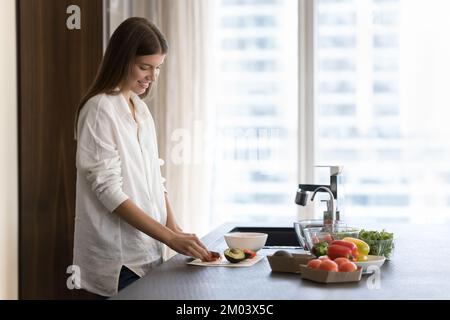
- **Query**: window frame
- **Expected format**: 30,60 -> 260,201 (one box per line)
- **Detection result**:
297,0 -> 316,219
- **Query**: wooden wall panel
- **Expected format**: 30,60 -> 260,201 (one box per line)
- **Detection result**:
18,0 -> 103,299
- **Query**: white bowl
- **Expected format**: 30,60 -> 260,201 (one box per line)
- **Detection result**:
354,255 -> 386,273
224,232 -> 268,252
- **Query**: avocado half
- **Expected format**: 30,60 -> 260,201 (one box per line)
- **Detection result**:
224,248 -> 246,263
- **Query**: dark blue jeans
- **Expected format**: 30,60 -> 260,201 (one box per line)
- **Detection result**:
118,265 -> 140,291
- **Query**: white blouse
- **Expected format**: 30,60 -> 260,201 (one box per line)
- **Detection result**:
73,92 -> 167,297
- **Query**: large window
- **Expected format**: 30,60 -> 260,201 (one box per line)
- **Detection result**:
315,0 -> 450,224
209,0 -> 299,226
110,0 -> 450,228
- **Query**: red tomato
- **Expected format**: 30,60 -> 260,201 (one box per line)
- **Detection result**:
202,251 -> 221,262
318,256 -> 331,261
339,261 -> 357,272
318,260 -> 338,272
307,259 -> 322,269
334,257 -> 350,267
243,249 -> 256,259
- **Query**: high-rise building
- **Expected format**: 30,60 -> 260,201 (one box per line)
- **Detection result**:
211,0 -> 450,225
316,0 -> 407,223
316,0 -> 450,224
210,0 -> 298,226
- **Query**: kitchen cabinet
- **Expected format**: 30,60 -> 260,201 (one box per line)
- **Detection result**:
18,0 -> 103,299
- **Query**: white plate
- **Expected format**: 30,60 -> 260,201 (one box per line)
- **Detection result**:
354,255 -> 386,274
187,255 -> 264,268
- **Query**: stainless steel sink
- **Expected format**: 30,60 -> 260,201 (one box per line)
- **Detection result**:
229,226 -> 301,248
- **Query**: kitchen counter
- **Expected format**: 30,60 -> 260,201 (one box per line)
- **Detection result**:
111,222 -> 450,300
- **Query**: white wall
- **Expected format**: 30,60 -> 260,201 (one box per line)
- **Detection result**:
0,0 -> 18,300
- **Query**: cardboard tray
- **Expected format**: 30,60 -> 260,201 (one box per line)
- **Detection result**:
267,254 -> 316,273
299,265 -> 363,283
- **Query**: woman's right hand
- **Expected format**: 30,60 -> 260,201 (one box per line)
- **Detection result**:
166,231 -> 211,261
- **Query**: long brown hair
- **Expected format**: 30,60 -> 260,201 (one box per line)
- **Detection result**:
74,17 -> 168,138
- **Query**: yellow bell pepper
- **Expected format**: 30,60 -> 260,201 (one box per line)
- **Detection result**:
356,255 -> 368,262
343,237 -> 370,256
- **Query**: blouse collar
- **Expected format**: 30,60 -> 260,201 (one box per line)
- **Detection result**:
115,91 -> 148,120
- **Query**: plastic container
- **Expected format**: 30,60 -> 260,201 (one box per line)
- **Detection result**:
294,220 -> 347,249
364,239 -> 395,260
358,230 -> 396,260
302,226 -> 360,253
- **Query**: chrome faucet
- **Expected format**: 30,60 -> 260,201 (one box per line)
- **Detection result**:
295,166 -> 343,228
295,165 -> 343,226
310,186 -> 336,228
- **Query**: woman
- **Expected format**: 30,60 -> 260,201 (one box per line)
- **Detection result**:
73,17 -> 211,297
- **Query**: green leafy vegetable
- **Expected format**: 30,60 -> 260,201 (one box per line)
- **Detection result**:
312,242 -> 329,257
358,229 -> 395,259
